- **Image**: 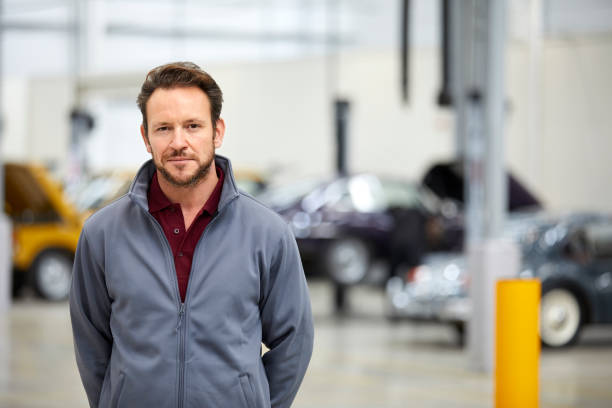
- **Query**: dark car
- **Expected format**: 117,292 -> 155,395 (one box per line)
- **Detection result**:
386,212 -> 612,348
257,174 -> 462,285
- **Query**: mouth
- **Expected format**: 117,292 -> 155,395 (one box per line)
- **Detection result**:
167,158 -> 194,164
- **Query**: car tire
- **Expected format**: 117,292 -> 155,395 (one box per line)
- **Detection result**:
386,311 -> 402,324
12,269 -> 27,297
540,287 -> 583,348
453,322 -> 466,347
30,250 -> 73,301
324,238 -> 370,286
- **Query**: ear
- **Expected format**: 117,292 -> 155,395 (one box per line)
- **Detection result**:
141,124 -> 152,154
213,118 -> 226,149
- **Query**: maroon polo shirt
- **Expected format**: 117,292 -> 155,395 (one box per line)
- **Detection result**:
148,166 -> 224,302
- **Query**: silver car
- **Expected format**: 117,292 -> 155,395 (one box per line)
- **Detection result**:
386,212 -> 612,348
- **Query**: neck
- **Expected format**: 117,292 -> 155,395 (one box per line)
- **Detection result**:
157,163 -> 218,212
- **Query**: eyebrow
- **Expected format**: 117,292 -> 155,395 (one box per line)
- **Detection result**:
151,121 -> 171,128
151,119 -> 206,128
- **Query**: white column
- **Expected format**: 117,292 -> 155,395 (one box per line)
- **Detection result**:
0,0 -> 12,315
527,0 -> 543,186
77,0 -> 108,77
456,0 -> 522,373
0,215 -> 10,313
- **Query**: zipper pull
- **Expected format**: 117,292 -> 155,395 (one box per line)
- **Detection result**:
176,303 -> 185,331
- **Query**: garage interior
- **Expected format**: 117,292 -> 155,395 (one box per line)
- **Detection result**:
1,0 -> 612,407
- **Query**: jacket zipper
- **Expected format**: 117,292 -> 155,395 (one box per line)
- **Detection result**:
145,213 -> 188,408
177,303 -> 186,408
145,195 -> 237,408
178,208 -> 230,406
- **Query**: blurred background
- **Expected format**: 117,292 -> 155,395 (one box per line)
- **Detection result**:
1,0 -> 612,407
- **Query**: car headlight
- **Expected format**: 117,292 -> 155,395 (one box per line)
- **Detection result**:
442,263 -> 461,281
519,268 -> 534,278
408,265 -> 432,283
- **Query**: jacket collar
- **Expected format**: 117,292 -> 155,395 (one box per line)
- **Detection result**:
128,154 -> 240,213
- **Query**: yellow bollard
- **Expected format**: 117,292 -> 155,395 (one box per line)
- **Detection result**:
495,279 -> 540,408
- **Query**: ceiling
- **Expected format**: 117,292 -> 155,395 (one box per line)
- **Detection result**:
1,0 -> 611,77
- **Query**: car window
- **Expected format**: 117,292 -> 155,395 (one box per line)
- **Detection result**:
257,178 -> 322,209
562,229 -> 592,263
73,176 -> 126,211
379,180 -> 421,208
4,164 -> 61,223
586,223 -> 612,259
319,179 -> 355,212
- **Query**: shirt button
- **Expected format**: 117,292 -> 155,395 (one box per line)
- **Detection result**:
173,228 -> 180,234
178,252 -> 184,257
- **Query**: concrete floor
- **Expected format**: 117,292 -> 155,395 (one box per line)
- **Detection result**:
1,280 -> 612,408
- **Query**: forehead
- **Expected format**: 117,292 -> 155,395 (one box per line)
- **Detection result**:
146,86 -> 211,122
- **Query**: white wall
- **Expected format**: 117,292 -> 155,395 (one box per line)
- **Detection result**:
334,48 -> 455,178
1,77 -> 73,171
506,36 -> 612,212
1,78 -> 29,160
214,58 -> 333,178
3,35 -> 612,212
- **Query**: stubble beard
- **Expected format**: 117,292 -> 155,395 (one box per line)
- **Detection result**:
155,147 -> 215,188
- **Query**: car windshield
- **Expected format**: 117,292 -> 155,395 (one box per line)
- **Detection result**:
379,179 -> 422,209
256,178 -> 323,210
72,176 -> 128,212
4,164 -> 61,223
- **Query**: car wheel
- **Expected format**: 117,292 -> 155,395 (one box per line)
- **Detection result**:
325,238 -> 370,286
31,251 -> 73,301
540,287 -> 582,348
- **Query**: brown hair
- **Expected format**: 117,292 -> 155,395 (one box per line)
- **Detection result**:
137,61 -> 223,135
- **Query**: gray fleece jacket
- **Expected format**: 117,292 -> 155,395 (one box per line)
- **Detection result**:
70,155 -> 314,408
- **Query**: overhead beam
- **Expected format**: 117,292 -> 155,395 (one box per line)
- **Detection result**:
0,19 -> 350,45
106,24 -> 348,45
0,20 -> 76,32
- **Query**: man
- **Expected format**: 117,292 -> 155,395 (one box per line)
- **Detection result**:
70,62 -> 314,408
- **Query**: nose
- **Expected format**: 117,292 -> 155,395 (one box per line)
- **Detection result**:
169,127 -> 188,150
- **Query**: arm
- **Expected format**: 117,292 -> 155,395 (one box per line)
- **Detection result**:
69,227 -> 112,408
260,224 -> 314,408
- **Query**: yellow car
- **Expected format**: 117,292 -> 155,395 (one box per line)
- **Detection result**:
5,163 -> 84,301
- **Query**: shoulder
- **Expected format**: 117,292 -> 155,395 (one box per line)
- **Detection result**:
82,194 -> 133,238
232,191 -> 291,236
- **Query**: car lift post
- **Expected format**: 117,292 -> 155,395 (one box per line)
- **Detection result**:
451,0 -> 526,383
0,0 -> 11,314
453,4 -> 539,405
332,99 -> 350,313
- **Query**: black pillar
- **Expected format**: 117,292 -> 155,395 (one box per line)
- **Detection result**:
400,0 -> 411,104
437,0 -> 453,107
334,99 -> 349,176
333,99 -> 350,313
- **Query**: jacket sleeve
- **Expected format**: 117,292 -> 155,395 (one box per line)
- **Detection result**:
69,227 -> 112,408
260,224 -> 314,408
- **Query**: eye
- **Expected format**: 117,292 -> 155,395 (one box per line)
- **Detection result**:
156,126 -> 169,132
188,123 -> 200,129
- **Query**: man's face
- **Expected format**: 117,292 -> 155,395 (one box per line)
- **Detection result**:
141,86 -> 225,187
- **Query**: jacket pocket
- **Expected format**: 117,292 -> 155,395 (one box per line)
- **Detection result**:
110,371 -> 126,408
239,373 -> 257,408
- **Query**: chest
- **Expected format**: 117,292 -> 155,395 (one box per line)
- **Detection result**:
103,218 -> 264,315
